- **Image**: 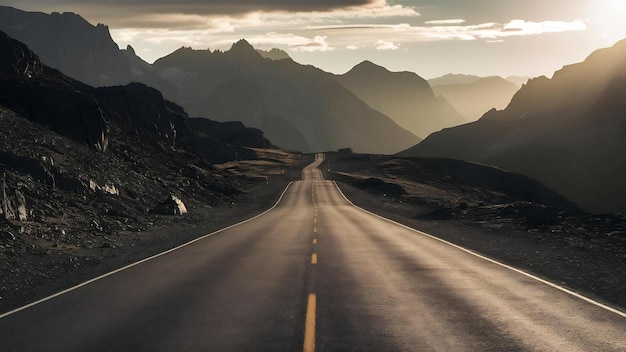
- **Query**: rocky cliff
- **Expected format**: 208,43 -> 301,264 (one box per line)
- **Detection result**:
0,6 -> 132,87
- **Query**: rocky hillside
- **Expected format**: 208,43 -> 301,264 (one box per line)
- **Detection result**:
0,30 -> 305,311
401,39 -> 626,214
337,61 -> 465,139
0,29 -> 277,224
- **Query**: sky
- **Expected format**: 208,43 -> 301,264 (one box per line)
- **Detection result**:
2,0 -> 626,78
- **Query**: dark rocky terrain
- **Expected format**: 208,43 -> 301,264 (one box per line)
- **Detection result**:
322,153 -> 626,310
0,31 -> 310,312
403,38 -> 626,214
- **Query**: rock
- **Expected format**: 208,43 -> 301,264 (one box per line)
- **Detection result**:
0,32 -> 110,153
95,83 -> 181,150
15,190 -> 26,221
1,175 -> 26,221
361,178 -> 406,198
1,174 -> 9,220
151,195 -> 187,215
89,180 -> 119,195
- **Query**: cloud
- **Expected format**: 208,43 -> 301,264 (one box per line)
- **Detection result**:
424,19 -> 466,25
229,33 -> 335,52
6,0 -> 418,28
291,36 -> 335,52
314,19 -> 587,43
501,19 -> 587,36
9,0 -> 381,16
375,40 -> 399,50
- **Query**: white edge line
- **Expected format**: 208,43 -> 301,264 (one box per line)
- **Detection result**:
0,181 -> 295,319
332,181 -> 626,318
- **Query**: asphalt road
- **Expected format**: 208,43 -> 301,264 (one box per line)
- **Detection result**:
1,154 -> 624,351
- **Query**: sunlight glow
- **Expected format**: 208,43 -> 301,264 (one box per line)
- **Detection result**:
588,0 -> 626,43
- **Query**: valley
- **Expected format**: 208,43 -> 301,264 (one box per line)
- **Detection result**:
0,2 -> 625,350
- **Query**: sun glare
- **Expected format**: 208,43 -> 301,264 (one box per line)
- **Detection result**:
588,0 -> 626,42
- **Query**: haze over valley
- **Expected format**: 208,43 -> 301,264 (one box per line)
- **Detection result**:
1,2 -> 625,351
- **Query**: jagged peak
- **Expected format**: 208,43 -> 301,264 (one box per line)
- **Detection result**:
227,39 -> 263,60
349,60 -> 389,74
257,47 -> 291,61
230,38 -> 254,50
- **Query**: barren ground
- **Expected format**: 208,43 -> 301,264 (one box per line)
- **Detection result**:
0,138 -> 312,312
322,153 -> 626,311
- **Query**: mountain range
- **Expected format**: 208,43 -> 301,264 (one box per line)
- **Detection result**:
337,61 -> 465,138
429,76 -> 521,122
0,6 -> 429,154
0,29 -> 268,165
148,41 -> 421,153
3,5 -> 626,214
402,39 -> 626,214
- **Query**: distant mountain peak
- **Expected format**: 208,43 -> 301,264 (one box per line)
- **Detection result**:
349,60 -> 390,74
257,48 -> 291,61
428,73 -> 483,87
228,39 -> 262,60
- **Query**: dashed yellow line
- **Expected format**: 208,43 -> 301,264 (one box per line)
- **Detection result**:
313,227 -> 317,233
312,238 -> 317,245
303,293 -> 317,352
311,253 -> 318,264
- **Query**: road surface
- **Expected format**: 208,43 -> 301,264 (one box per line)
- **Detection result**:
1,154 -> 624,351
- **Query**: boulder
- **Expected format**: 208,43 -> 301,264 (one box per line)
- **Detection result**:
1,176 -> 27,221
151,195 -> 187,215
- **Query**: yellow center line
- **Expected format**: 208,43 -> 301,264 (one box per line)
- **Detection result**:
303,293 -> 317,352
313,226 -> 317,233
311,253 -> 317,264
314,218 -> 317,224
312,238 -> 317,244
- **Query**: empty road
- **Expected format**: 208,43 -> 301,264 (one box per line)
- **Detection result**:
1,154 -> 624,351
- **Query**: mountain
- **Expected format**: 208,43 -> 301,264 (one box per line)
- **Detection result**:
337,61 -> 465,139
0,6 -> 132,87
0,31 -> 303,310
400,39 -> 626,214
150,41 -> 420,153
0,6 -> 419,154
257,48 -> 291,61
428,73 -> 530,87
427,73 -> 483,86
0,30 -> 268,164
430,76 -> 520,121
505,76 -> 531,87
